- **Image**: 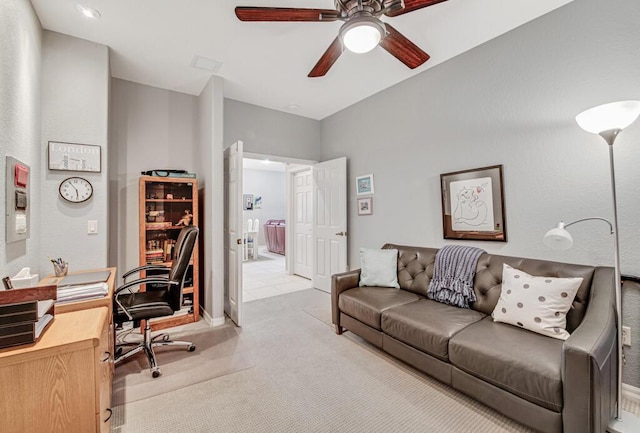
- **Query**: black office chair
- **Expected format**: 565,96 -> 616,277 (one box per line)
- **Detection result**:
113,226 -> 199,378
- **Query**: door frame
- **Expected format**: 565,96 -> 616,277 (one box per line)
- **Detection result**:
243,152 -> 316,276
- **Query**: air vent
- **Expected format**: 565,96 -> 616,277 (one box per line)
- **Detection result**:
191,55 -> 223,73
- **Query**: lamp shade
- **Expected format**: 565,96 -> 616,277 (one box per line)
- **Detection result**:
575,100 -> 640,134
543,223 -> 574,250
340,16 -> 384,54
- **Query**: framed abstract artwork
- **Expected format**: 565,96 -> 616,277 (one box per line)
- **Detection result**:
440,164 -> 507,242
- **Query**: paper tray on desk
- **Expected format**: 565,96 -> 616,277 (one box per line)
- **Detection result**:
0,285 -> 57,349
0,285 -> 57,306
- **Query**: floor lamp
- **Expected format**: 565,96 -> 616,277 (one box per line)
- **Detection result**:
543,100 -> 640,432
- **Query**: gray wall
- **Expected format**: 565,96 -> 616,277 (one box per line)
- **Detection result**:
40,31 -> 110,274
224,99 -> 321,159
243,168 -> 286,247
109,78 -> 199,282
320,0 -> 640,385
109,76 -> 226,323
0,0 -> 42,277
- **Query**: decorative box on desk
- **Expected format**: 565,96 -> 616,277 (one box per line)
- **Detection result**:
0,285 -> 56,349
139,176 -> 200,330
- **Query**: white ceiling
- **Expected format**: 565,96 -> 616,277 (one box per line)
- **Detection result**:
31,0 -> 573,120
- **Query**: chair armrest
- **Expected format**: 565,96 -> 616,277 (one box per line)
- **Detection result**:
562,266 -> 616,433
331,269 -> 361,329
122,265 -> 170,280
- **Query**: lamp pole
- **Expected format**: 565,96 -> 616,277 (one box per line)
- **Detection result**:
574,100 -> 640,432
603,130 -> 624,422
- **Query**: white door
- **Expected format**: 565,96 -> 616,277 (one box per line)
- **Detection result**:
224,141 -> 243,326
293,168 -> 313,279
312,157 -> 348,292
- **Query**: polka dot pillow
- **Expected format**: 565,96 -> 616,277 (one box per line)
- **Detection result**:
491,264 -> 583,340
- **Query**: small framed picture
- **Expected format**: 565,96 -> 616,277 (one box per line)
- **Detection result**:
243,194 -> 254,210
357,197 -> 373,216
356,174 -> 374,196
48,141 -> 101,172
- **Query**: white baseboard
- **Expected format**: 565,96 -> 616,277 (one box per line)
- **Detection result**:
623,383 -> 640,403
200,308 -> 226,327
211,316 -> 226,327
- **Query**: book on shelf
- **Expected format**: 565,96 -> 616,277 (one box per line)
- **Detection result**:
146,222 -> 172,230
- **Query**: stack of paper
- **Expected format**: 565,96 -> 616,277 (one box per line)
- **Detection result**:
35,314 -> 53,338
57,282 -> 109,304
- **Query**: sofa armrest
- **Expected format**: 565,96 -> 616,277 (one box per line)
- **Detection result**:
331,269 -> 361,331
562,266 -> 616,433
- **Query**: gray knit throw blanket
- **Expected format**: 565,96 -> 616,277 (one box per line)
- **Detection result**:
427,245 -> 486,309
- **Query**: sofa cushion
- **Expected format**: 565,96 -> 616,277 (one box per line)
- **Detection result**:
449,317 -> 564,412
472,253 -> 595,333
381,299 -> 485,361
491,264 -> 582,340
359,248 -> 400,288
338,287 -> 421,330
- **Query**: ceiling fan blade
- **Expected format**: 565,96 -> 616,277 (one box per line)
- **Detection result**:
379,23 -> 430,69
235,7 -> 341,22
308,37 -> 344,78
385,0 -> 447,17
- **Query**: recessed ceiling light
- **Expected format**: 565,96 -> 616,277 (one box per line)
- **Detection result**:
286,104 -> 299,111
191,55 -> 223,73
75,4 -> 101,19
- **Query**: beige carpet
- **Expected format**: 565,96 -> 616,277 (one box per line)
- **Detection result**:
113,324 -> 254,405
112,289 -> 640,433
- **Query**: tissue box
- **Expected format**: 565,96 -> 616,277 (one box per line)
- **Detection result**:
10,274 -> 39,289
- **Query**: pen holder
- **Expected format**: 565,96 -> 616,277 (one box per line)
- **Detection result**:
53,262 -> 68,277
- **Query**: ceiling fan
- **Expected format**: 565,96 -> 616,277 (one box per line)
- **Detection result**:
235,0 -> 447,77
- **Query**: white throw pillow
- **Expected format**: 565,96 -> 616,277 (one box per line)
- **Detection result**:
491,264 -> 583,340
359,248 -> 400,288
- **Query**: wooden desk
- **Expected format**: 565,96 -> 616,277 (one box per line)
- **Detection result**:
0,307 -> 113,433
39,266 -> 116,315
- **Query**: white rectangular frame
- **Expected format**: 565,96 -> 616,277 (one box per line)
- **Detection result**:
48,141 -> 101,172
356,173 -> 374,196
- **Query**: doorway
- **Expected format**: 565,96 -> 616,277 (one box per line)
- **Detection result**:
241,157 -> 312,302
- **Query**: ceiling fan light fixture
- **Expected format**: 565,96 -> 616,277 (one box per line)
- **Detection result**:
340,16 -> 385,54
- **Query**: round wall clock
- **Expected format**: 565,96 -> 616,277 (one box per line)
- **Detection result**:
59,177 -> 93,203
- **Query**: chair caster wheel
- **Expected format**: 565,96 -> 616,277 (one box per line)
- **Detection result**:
188,345 -> 196,352
152,369 -> 161,378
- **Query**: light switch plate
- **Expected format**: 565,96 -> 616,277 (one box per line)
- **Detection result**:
88,220 -> 98,234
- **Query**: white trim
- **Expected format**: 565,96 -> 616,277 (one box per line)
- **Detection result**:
200,308 -> 226,328
211,316 -> 226,327
200,308 -> 213,326
243,152 -> 317,166
623,383 -> 640,403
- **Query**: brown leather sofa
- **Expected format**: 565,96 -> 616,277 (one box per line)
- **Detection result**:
331,244 -> 617,433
